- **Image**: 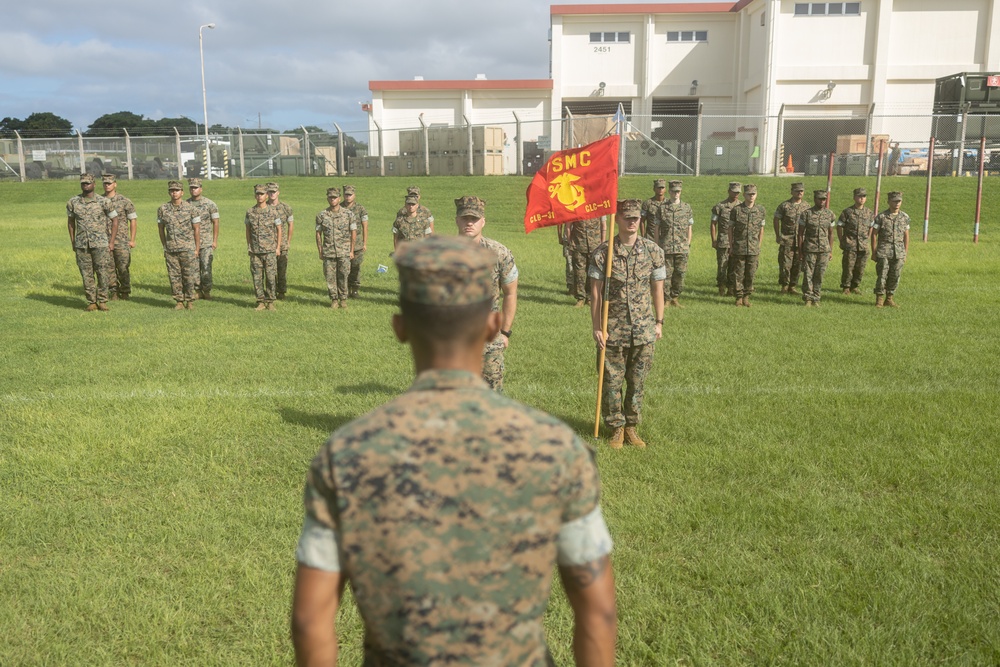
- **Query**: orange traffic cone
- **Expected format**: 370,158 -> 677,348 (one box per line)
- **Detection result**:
786,153 -> 794,173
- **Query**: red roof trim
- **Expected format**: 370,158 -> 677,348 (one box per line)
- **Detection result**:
551,3 -> 740,15
370,79 -> 554,92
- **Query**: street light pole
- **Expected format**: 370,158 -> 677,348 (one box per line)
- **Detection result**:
199,22 -> 216,179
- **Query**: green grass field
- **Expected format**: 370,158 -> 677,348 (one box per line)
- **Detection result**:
1,174 -> 998,665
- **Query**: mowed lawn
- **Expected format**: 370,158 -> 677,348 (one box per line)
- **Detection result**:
1,173 -> 998,666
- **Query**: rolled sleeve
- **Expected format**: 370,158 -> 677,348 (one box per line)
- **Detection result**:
556,504 -> 613,566
295,514 -> 342,572
652,267 -> 667,281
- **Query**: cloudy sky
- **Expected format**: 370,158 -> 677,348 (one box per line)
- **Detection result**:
1,0 -> 714,134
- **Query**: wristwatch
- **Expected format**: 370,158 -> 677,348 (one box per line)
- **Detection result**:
655,319 -> 663,325
500,329 -> 513,338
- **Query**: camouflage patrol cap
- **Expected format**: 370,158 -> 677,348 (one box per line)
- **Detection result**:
395,235 -> 494,306
854,187 -> 867,197
729,181 -> 742,193
791,182 -> 805,192
80,173 -> 95,184
669,179 -> 683,192
167,180 -> 183,191
455,195 -> 485,219
404,194 -> 419,205
343,184 -> 356,194
653,179 -> 666,189
102,173 -> 116,184
888,191 -> 902,202
253,184 -> 267,195
814,189 -> 828,199
266,182 -> 279,192
743,184 -> 758,194
326,187 -> 341,198
617,198 -> 642,218
187,177 -> 202,188
407,185 -> 421,196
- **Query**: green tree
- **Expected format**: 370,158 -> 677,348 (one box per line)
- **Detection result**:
85,111 -> 147,136
0,112 -> 73,137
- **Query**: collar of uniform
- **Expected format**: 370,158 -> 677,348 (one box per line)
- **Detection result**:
410,368 -> 489,392
613,237 -> 642,255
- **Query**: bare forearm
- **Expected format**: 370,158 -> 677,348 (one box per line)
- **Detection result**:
560,556 -> 617,667
292,620 -> 338,667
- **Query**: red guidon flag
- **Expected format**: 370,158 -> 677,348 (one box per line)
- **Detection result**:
523,134 -> 620,233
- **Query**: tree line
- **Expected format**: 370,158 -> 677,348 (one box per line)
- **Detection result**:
0,112 -> 366,154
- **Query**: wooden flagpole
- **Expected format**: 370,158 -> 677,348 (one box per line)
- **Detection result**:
593,213 -> 617,438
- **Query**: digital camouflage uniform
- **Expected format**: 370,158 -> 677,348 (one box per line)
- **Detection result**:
156,200 -> 201,303
729,198 -> 768,300
186,191 -> 220,296
567,216 -> 605,302
298,235 -> 606,665
652,200 -> 693,300
245,203 -> 282,305
343,193 -> 368,295
271,200 -> 294,297
872,205 -> 910,297
480,236 -> 518,392
67,189 -> 117,306
392,206 -> 434,243
797,201 -> 836,303
589,236 -> 666,429
104,192 -> 137,298
315,205 -> 357,303
838,201 -> 874,291
774,196 -> 809,287
711,191 -> 740,293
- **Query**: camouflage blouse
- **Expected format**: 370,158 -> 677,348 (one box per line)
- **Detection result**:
729,203 -> 768,256
797,206 -> 836,253
67,194 -> 117,249
837,205 -> 875,251
872,210 -> 910,260
774,199 -> 810,245
156,200 -> 201,253
302,368 -> 601,666
244,205 -> 282,253
315,207 -> 356,259
589,237 -> 667,347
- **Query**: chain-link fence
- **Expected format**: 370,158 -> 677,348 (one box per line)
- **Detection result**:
3,111 -> 1000,181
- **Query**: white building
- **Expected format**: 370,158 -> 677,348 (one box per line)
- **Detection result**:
368,0 -> 1000,173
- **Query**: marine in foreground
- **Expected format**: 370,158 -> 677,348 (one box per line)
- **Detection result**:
291,235 -> 617,666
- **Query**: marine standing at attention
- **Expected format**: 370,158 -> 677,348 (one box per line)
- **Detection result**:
66,173 -> 118,311
245,184 -> 283,311
773,181 -> 808,294
267,182 -> 294,300
100,173 -> 135,301
797,190 -> 836,307
837,187 -> 874,295
291,235 -> 616,667
728,184 -> 767,308
186,177 -> 220,301
342,185 -> 368,298
589,199 -> 665,449
314,187 -> 356,309
455,196 -> 518,393
156,180 -> 201,310
710,181 -> 741,297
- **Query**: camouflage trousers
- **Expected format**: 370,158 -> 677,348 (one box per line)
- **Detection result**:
664,253 -> 688,299
731,254 -> 760,299
874,256 -> 905,295
601,342 -> 655,428
164,249 -> 198,302
75,246 -> 112,305
323,257 -> 350,301
715,247 -> 734,290
276,252 -> 289,296
563,244 -> 573,293
348,250 -> 365,290
250,252 -> 277,303
801,252 -> 830,303
109,245 -> 131,297
840,247 -> 868,290
570,248 -> 594,301
482,336 -> 506,392
196,246 -> 214,294
777,243 -> 801,287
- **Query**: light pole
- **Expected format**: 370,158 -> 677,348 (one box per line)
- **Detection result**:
199,22 -> 216,179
